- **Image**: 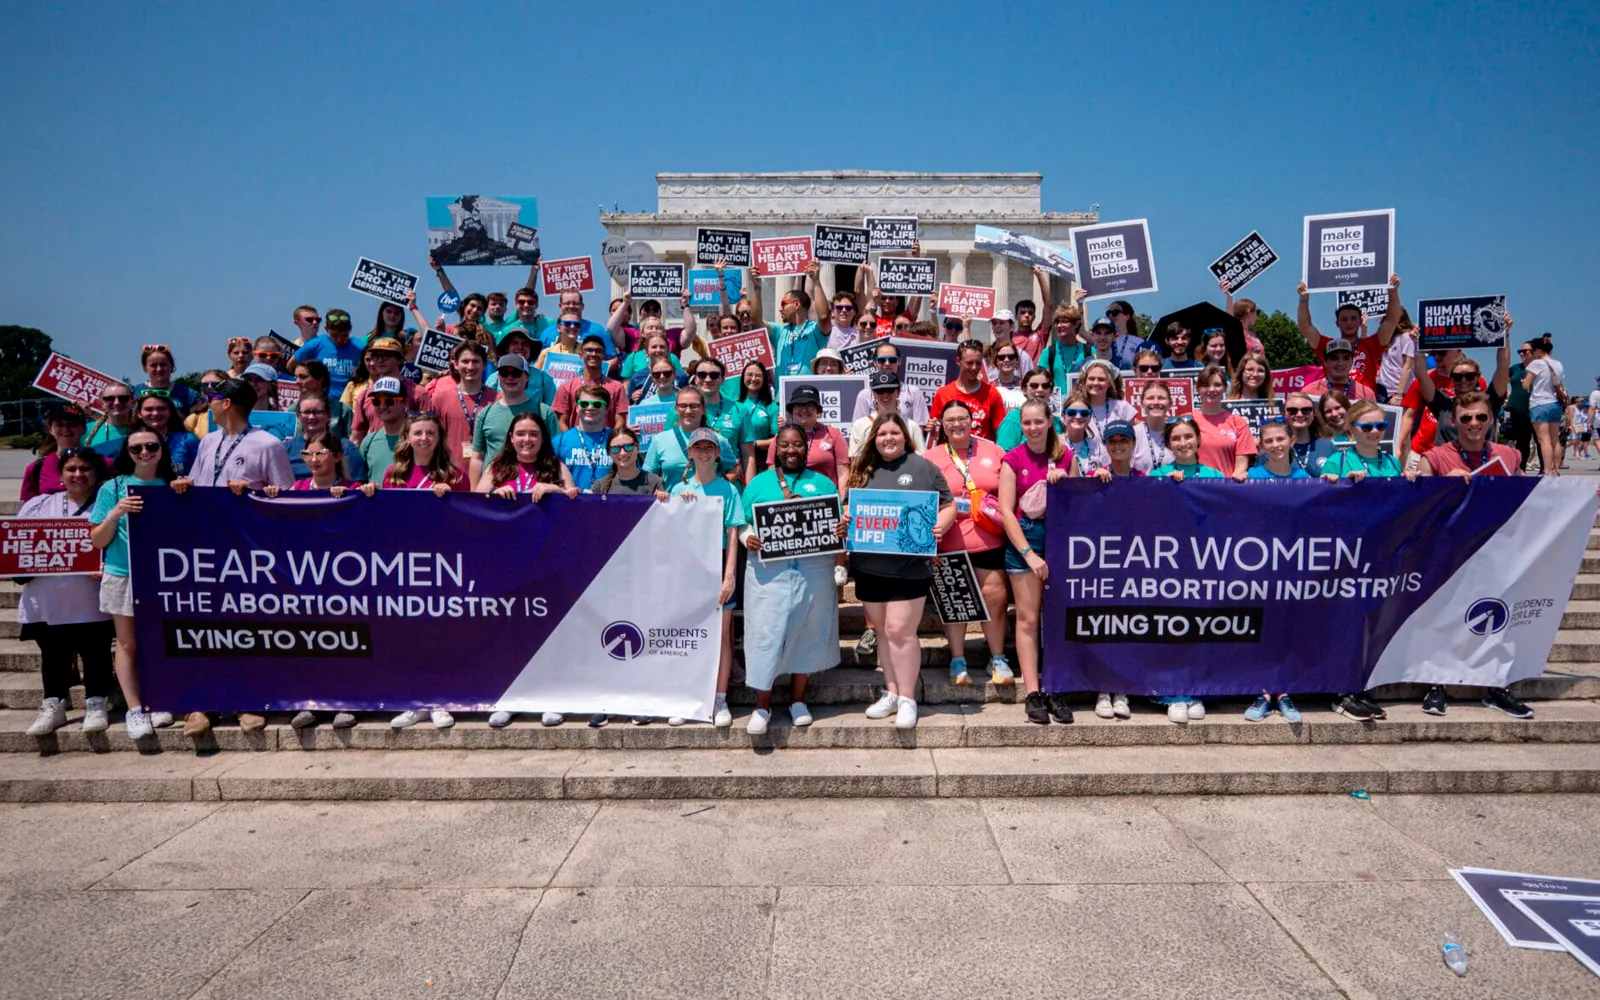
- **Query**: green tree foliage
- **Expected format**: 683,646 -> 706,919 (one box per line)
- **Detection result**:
1253,310 -> 1316,369
0,325 -> 54,402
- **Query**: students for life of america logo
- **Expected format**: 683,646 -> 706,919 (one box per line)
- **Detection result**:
602,620 -> 644,659
602,619 -> 706,660
1464,598 -> 1509,636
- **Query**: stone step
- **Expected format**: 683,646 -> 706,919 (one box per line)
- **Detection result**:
4,741 -> 1597,801
0,501 -> 17,517
1589,529 -> 1600,550
1583,557 -> 1600,574
1562,602 -> 1600,629
1570,575 -> 1600,600
7,699 -> 1600,754
1549,630 -> 1600,663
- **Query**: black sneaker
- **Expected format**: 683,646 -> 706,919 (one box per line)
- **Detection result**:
1333,695 -> 1375,721
1024,690 -> 1050,725
1482,688 -> 1534,719
1421,686 -> 1447,717
588,713 -> 609,728
1356,694 -> 1387,720
1047,693 -> 1074,724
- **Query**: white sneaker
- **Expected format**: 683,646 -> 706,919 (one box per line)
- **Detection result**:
1187,700 -> 1206,721
865,691 -> 899,720
1112,694 -> 1131,719
894,698 -> 919,729
747,708 -> 770,735
81,697 -> 110,732
1167,702 -> 1189,724
1094,693 -> 1114,719
540,712 -> 564,726
667,717 -> 686,727
789,701 -> 813,727
390,710 -> 425,729
488,711 -> 513,728
124,706 -> 154,740
833,564 -> 848,587
150,711 -> 174,728
430,709 -> 455,729
713,694 -> 732,728
27,697 -> 67,736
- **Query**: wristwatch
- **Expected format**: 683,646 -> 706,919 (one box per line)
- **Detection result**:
1018,545 -> 1034,556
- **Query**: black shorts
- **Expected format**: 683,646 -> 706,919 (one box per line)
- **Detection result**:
965,546 -> 1007,572
854,570 -> 931,603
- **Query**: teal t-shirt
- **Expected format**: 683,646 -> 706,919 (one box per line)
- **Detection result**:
740,467 -> 838,521
621,351 -> 683,381
1247,463 -> 1311,480
89,475 -> 161,577
1322,449 -> 1403,479
740,397 -> 780,445
995,409 -> 1064,451
358,431 -> 400,485
471,399 -> 559,466
1151,461 -> 1225,479
671,476 -> 748,544
703,395 -> 754,453
765,319 -> 826,377
643,424 -> 737,487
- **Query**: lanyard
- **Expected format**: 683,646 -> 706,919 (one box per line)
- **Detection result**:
455,381 -> 487,431
1292,441 -> 1314,471
1456,443 -> 1488,472
513,464 -> 542,493
210,430 -> 249,485
946,439 -> 977,490
61,493 -> 92,517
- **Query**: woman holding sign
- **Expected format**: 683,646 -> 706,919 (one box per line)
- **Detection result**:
1131,381 -> 1175,473
739,424 -> 840,734
927,400 -> 1013,687
842,413 -> 955,730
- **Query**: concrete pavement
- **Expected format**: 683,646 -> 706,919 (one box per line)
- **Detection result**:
4,794 -> 1599,998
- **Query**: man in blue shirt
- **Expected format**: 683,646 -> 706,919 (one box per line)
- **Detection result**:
552,384 -> 614,490
293,308 -> 366,398
748,259 -> 827,377
537,290 -> 618,359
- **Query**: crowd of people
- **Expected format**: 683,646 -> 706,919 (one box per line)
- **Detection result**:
18,253 -> 1571,740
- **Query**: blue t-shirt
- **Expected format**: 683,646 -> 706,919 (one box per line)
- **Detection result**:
553,426 -> 612,491
294,334 -> 368,396
1246,463 -> 1310,480
533,317 -> 616,358
133,381 -> 200,412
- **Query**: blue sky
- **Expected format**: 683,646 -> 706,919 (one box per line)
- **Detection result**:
2,1 -> 1595,384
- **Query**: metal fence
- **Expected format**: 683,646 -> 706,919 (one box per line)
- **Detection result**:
0,398 -> 50,438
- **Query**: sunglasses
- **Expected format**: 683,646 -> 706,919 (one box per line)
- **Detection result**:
1352,421 -> 1389,432
575,400 -> 606,410
1064,407 -> 1093,418
296,316 -> 321,325
1458,413 -> 1492,424
127,442 -> 162,455
1450,372 -> 1478,381
102,394 -> 132,404
874,355 -> 900,364
651,369 -> 675,378
203,391 -> 226,401
996,353 -> 1018,361
693,371 -> 722,380
228,337 -> 252,346
137,388 -> 170,399
943,320 -> 963,328
608,442 -> 638,453
371,396 -> 402,405
736,312 -> 750,319
1134,364 -> 1161,373
1105,309 -> 1124,317
497,370 -> 527,379
559,321 -> 581,329
1167,415 -> 1198,426
1284,406 -> 1313,415
1518,349 -> 1532,355
833,304 -> 856,312
255,351 -> 282,360
894,323 -> 911,331
142,344 -> 170,353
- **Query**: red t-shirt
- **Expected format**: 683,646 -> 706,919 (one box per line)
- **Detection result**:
1194,411 -> 1258,475
1303,376 -> 1377,402
873,310 -> 917,337
1402,368 -> 1487,453
425,376 -> 499,473
553,375 -> 628,428
931,382 -> 1008,441
1314,333 -> 1385,390
1011,327 -> 1048,360
1424,442 -> 1520,476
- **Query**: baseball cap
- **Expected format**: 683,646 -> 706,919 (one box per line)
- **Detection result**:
216,378 -> 256,408
367,336 -> 404,356
369,376 -> 404,398
870,369 -> 901,391
992,309 -> 1016,323
325,309 -> 352,329
1323,338 -> 1355,356
243,362 -> 278,382
686,427 -> 721,447
1102,420 -> 1136,441
787,385 -> 822,409
43,401 -> 87,423
1092,316 -> 1116,330
495,353 -> 530,374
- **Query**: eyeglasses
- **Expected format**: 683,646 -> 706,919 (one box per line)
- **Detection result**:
1134,364 -> 1161,373
137,388 -> 170,399
576,400 -> 606,410
1063,407 -> 1093,418
1352,421 -> 1389,432
1284,406 -> 1313,415
874,355 -> 900,365
693,371 -> 722,380
142,344 -> 170,353
1458,413 -> 1492,424
559,321 -> 581,329
127,442 -> 162,455
300,450 -> 333,460
580,348 -> 606,356
608,442 -> 638,453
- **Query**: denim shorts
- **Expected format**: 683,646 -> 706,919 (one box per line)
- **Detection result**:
1004,517 -> 1047,574
1530,402 -> 1563,424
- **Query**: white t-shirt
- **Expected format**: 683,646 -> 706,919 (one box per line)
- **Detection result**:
1526,357 -> 1565,408
1376,333 -> 1417,394
1586,389 -> 1600,413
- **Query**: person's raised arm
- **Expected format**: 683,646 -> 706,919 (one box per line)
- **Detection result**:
607,293 -> 631,339
431,255 -> 457,298
806,260 -> 829,327
1375,274 -> 1403,345
1491,313 -> 1514,398
679,290 -> 704,356
405,290 -> 429,334
1396,409 -> 1416,466
526,260 -> 540,296
747,262 -> 766,328
715,258 -> 732,316
855,260 -> 871,302
1219,278 -> 1234,315
1296,281 -> 1322,347
1034,265 -> 1053,326
1412,346 -> 1437,405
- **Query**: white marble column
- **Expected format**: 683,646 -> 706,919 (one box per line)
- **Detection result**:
949,250 -> 969,286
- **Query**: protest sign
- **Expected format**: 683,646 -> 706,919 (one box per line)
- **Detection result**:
1336,287 -> 1390,319
778,374 -> 867,432
1417,295 -> 1509,350
973,224 -> 1077,280
32,353 -> 115,412
1072,219 -> 1158,299
438,290 -> 461,314
1270,365 -> 1323,395
627,400 -> 674,452
841,337 -> 892,375
695,228 -> 753,267
1449,868 -> 1600,950
1208,231 -> 1278,293
937,283 -> 996,320
275,378 -> 300,412
131,489 -> 722,720
752,236 -> 814,277
1507,894 -> 1600,976
541,256 -> 596,295
1124,377 -> 1194,419
864,216 -> 918,252
929,553 -> 991,625
349,258 -> 419,305
846,489 -> 939,556
688,269 -> 742,311
877,257 -> 937,297
813,225 -> 870,265
400,363 -> 424,384
629,263 -> 685,300
1302,208 -> 1394,292
1043,476 -> 1597,697
541,354 -> 585,387
709,330 -> 774,373
0,517 -> 98,576
1221,398 -> 1285,434
753,495 -> 845,561
414,328 -> 464,376
426,195 -> 541,266
893,339 -> 959,393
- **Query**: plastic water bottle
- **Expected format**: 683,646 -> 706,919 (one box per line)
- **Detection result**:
1440,932 -> 1467,976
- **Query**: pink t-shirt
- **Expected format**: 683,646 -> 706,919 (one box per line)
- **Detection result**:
1195,411 -> 1257,475
425,376 -> 499,474
928,437 -> 1007,552
290,477 -> 359,491
1002,443 -> 1075,515
380,465 -> 469,491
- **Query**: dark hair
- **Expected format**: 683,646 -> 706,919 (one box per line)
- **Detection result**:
452,340 -> 489,364
939,399 -> 974,421
580,333 -> 607,350
1454,390 -> 1492,414
1194,363 -> 1229,391
462,293 -> 488,314
1016,298 -> 1036,313
488,412 -> 561,489
832,291 -> 858,309
1335,303 -> 1362,320
57,447 -> 107,489
845,412 -> 915,490
737,361 -> 772,405
783,287 -> 812,311
134,392 -> 179,433
293,359 -> 330,386
140,346 -> 174,370
692,356 -> 726,377
299,430 -> 349,481
369,300 -> 406,339
385,414 -> 460,488
110,429 -> 176,482
1315,389 -> 1352,436
1162,322 -> 1190,357
514,286 -> 539,302
595,425 -> 643,495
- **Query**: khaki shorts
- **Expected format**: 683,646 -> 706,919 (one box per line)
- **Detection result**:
99,574 -> 133,618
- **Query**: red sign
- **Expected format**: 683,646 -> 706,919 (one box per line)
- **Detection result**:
32,353 -> 116,413
542,256 -> 596,295
0,517 -> 99,576
752,236 -> 814,277
708,330 -> 774,372
936,283 -> 997,321
1271,365 -> 1323,395
276,378 -> 301,411
1125,377 -> 1194,421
